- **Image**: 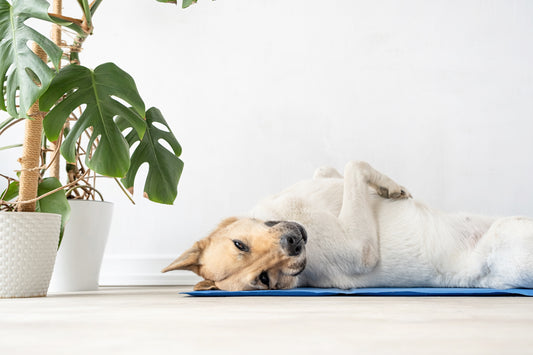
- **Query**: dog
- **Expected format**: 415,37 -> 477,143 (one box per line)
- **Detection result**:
162,161 -> 533,291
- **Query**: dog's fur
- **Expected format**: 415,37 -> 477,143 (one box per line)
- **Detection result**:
163,161 -> 533,291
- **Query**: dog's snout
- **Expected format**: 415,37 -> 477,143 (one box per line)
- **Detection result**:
269,221 -> 308,256
267,221 -> 307,242
294,223 -> 308,243
265,221 -> 281,227
280,233 -> 305,256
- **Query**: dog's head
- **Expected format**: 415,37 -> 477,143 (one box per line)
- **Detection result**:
162,217 -> 307,291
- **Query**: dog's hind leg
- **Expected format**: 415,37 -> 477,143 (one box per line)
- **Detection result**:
469,216 -> 533,288
337,161 -> 412,273
336,162 -> 382,273
313,166 -> 342,179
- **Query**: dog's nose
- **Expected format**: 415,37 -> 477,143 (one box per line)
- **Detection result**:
293,222 -> 308,243
280,233 -> 305,256
267,221 -> 308,243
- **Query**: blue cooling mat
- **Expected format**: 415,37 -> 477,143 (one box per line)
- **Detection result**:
183,287 -> 533,297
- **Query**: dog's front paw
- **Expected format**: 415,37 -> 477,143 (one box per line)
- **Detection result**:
376,184 -> 412,200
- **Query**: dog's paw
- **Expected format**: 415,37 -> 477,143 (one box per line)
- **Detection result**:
376,184 -> 412,200
313,166 -> 342,179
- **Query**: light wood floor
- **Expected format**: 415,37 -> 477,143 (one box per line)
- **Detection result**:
1,286 -> 533,355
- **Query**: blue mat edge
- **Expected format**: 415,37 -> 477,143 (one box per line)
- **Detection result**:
182,287 -> 533,297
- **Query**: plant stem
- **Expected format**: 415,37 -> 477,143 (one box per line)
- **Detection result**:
79,0 -> 93,31
68,0 -> 96,65
0,118 -> 24,136
17,44 -> 47,212
114,177 -> 135,205
69,30 -> 90,65
48,13 -> 85,36
16,169 -> 91,206
48,13 -> 83,26
48,0 -> 63,180
90,0 -> 103,16
0,144 -> 23,151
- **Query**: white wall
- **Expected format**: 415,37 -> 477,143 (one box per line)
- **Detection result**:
2,0 -> 533,284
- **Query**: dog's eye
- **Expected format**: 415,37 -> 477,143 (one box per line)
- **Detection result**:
259,271 -> 270,287
233,240 -> 249,252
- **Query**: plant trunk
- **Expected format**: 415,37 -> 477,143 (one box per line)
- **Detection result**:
17,44 -> 47,212
48,0 -> 62,180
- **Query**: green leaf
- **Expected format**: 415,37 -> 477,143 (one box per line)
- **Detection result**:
1,180 -> 19,201
40,63 -> 147,178
0,0 -> 63,118
119,107 -> 183,205
35,177 -> 70,247
157,0 -> 177,4
181,0 -> 196,8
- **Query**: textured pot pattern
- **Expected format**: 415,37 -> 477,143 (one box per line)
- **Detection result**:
0,212 -> 61,298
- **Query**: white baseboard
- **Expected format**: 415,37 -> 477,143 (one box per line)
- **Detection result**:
99,255 -> 202,286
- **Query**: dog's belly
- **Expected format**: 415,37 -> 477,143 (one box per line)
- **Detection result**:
250,178 -> 506,288
297,198 -> 494,288
296,198 -> 448,288
354,199 -> 460,287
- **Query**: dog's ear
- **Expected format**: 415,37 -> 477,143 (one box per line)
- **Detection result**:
193,279 -> 219,291
161,241 -> 204,274
161,217 -> 239,275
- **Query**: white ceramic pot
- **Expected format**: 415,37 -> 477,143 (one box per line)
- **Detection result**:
0,212 -> 61,298
48,200 -> 113,292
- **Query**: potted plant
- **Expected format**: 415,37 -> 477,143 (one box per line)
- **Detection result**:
0,0 -> 194,297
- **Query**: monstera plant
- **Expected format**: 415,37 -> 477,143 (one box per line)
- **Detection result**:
1,0 -> 189,212
0,0 -> 197,297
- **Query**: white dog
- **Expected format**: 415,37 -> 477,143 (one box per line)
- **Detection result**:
163,161 -> 533,291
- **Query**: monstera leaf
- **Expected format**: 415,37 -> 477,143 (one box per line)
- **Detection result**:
40,63 -> 147,178
118,107 -> 183,205
0,0 -> 64,118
